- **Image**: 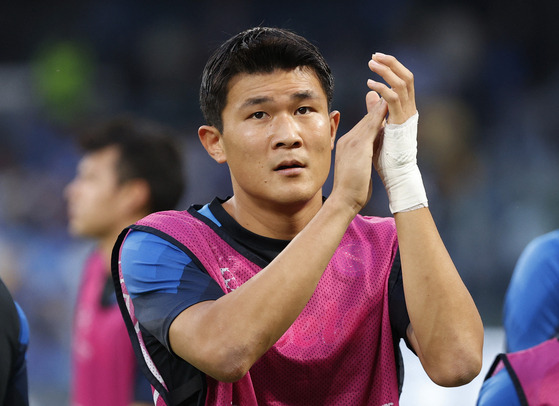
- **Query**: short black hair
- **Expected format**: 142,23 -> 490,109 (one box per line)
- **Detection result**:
200,26 -> 334,132
78,115 -> 185,212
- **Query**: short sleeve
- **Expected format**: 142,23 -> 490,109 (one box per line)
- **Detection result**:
120,229 -> 225,352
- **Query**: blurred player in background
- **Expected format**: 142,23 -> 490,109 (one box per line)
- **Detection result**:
477,230 -> 559,405
65,115 -> 185,406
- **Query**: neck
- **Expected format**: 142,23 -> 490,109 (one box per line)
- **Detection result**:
97,212 -> 149,272
97,235 -> 118,272
222,193 -> 323,240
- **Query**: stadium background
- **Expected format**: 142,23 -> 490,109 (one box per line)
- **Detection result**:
1,0 -> 558,404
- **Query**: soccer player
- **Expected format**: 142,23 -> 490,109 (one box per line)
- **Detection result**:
114,27 -> 483,405
65,116 -> 185,406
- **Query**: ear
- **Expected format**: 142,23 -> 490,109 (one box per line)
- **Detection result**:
329,110 -> 341,150
199,125 -> 226,163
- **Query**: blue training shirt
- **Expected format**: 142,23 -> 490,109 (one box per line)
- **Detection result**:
121,230 -> 225,352
503,230 -> 559,352
476,368 -> 520,406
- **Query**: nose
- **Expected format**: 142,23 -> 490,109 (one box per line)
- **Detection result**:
64,178 -> 77,201
271,115 -> 302,149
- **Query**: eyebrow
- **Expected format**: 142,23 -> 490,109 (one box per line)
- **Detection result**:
240,90 -> 318,109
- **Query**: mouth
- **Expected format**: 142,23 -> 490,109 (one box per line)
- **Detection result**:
274,160 -> 305,171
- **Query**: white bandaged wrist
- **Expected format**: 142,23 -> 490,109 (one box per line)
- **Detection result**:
375,112 -> 428,214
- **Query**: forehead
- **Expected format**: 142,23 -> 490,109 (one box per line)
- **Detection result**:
225,67 -> 327,107
78,145 -> 120,173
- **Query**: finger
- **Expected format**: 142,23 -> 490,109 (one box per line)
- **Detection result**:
365,90 -> 381,113
366,97 -> 388,130
361,97 -> 388,142
372,53 -> 414,83
371,53 -> 415,103
367,79 -> 400,107
368,54 -> 417,124
368,59 -> 409,103
345,96 -> 387,144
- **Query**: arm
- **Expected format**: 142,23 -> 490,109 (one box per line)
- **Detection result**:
170,95 -> 390,382
368,53 -> 483,386
397,208 -> 483,386
170,199 -> 356,381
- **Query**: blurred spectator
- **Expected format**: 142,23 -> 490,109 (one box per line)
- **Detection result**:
64,115 -> 185,406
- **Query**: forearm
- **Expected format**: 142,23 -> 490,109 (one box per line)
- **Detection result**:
395,208 -> 483,386
170,197 -> 357,381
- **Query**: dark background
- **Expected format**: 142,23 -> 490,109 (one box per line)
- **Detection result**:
1,0 -> 558,403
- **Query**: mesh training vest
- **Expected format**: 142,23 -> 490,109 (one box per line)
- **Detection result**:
114,208 -> 401,406
72,251 -> 137,406
485,337 -> 559,406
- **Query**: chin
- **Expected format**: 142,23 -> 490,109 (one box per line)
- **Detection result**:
272,188 -> 322,207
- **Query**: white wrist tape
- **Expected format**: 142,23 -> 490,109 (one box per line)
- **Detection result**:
375,112 -> 428,214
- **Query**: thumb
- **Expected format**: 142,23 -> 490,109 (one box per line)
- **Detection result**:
366,90 -> 381,113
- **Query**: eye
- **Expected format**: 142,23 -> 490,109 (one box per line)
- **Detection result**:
296,106 -> 311,115
250,111 -> 266,119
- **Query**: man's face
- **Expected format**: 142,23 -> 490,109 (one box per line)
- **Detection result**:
65,145 -> 126,239
218,67 -> 339,208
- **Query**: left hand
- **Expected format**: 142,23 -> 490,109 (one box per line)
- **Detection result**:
367,53 -> 426,214
366,53 -> 416,125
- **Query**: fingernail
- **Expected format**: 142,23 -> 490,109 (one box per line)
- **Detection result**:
374,52 -> 386,57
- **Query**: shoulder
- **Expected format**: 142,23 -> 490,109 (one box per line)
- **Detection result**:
532,229 -> 559,246
136,209 -> 197,229
122,229 -> 189,259
511,229 -> 559,283
504,231 -> 559,351
120,230 -> 194,297
519,230 -> 559,264
477,368 -> 521,406
132,208 -> 218,247
121,229 -> 193,271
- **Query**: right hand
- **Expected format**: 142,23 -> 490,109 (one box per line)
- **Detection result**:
330,91 -> 388,214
